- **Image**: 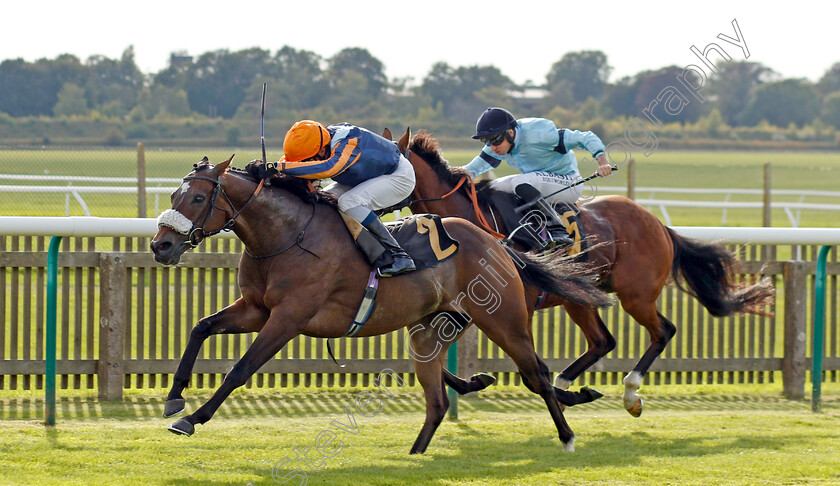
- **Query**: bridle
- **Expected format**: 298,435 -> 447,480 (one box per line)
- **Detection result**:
176,170 -> 319,259
180,171 -> 265,248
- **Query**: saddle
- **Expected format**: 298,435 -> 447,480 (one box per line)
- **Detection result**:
479,186 -> 587,257
342,213 -> 459,338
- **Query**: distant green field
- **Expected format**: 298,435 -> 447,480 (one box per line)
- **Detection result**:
1,148 -> 838,226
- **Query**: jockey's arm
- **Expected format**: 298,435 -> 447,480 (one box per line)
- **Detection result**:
462,148 -> 502,178
280,136 -> 361,180
560,129 -> 611,176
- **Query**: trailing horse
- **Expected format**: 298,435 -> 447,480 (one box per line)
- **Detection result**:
150,156 -> 612,453
400,129 -> 775,417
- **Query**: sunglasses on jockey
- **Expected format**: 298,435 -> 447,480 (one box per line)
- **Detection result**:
479,132 -> 508,146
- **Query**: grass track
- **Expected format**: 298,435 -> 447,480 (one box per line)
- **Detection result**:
1,385 -> 839,485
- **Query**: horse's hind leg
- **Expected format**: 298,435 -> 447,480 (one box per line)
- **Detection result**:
442,368 -> 496,395
519,356 -> 605,407
165,298 -> 268,417
620,300 -> 676,417
553,303 -> 616,389
477,314 -> 576,451
409,323 -> 450,454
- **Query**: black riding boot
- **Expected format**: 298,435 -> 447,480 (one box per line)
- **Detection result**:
514,183 -> 574,250
365,218 -> 416,277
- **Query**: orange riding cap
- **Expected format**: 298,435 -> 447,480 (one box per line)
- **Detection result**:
280,120 -> 331,163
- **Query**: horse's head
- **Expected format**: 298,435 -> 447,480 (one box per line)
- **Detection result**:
151,155 -> 233,265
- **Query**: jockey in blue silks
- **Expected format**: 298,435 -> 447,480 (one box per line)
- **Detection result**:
276,120 -> 416,277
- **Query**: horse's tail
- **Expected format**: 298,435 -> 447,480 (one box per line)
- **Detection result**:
666,227 -> 774,316
506,248 -> 613,309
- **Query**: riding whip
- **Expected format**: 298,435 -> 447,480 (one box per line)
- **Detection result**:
260,83 -> 270,171
543,165 -> 619,200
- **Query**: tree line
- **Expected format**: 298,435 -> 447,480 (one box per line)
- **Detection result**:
2,45 -> 840,144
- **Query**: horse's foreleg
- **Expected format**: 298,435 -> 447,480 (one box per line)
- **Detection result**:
167,315 -> 294,437
164,298 -> 268,417
622,305 -> 676,418
553,303 -> 616,389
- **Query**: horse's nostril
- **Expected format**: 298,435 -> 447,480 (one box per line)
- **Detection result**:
153,241 -> 172,254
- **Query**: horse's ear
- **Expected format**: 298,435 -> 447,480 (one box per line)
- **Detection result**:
215,154 -> 234,174
397,127 -> 411,154
382,127 -> 393,141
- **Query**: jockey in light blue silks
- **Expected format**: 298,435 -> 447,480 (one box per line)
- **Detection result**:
461,107 -> 613,249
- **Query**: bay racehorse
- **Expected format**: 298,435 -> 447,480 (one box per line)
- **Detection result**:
396,129 -> 774,417
150,156 -> 613,453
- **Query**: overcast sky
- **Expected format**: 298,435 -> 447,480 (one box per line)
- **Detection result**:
2,0 -> 838,86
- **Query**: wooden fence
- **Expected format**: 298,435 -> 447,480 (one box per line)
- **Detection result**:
1,235 -> 838,400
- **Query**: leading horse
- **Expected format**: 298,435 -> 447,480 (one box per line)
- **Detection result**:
398,130 -> 774,416
150,156 -> 612,453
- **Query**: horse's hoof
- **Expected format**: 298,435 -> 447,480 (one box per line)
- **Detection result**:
472,372 -> 496,390
163,398 -> 186,418
626,397 -> 643,418
562,436 -> 576,452
581,386 -> 604,401
168,418 -> 195,436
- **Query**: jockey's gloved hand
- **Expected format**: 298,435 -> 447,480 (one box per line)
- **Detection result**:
245,159 -> 279,180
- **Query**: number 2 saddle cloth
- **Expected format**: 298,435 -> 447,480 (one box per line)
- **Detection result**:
385,214 -> 459,270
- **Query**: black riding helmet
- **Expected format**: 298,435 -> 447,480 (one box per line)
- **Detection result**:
472,107 -> 517,139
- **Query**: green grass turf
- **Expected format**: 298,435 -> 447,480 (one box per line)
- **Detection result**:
1,384 -> 839,485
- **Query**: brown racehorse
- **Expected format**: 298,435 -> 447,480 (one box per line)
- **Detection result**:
150,156 -> 612,453
398,130 -> 774,417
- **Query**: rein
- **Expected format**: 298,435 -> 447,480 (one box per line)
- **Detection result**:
465,178 -> 506,239
411,175 -> 505,239
183,171 -> 320,259
410,175 -> 467,204
244,201 -> 320,259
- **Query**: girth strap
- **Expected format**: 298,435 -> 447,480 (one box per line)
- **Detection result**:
326,269 -> 381,368
345,270 -> 381,337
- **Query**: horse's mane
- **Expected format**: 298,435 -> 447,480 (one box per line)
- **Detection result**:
234,163 -> 338,207
409,131 -> 496,205
409,131 -> 469,187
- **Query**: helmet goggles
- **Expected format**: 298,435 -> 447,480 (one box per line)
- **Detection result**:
479,132 -> 508,146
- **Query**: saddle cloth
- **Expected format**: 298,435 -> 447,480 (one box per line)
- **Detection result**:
479,187 -> 587,257
386,213 -> 459,270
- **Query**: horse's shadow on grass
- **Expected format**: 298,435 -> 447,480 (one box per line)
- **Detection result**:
213,427 -> 810,486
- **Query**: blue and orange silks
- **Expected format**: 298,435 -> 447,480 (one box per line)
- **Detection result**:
280,123 -> 400,186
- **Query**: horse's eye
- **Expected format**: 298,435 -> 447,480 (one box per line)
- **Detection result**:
193,195 -> 205,204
